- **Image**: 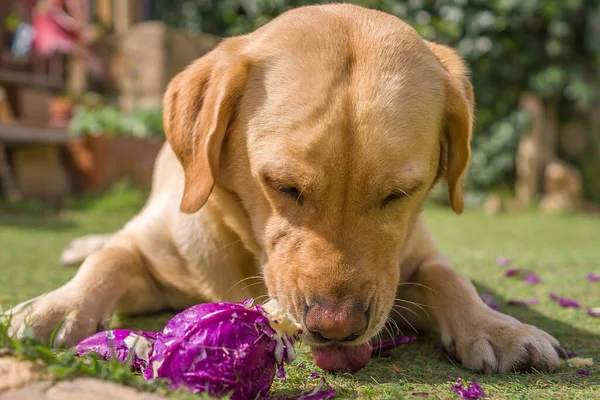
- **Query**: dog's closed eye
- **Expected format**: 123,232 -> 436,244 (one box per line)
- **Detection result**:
278,186 -> 304,204
382,191 -> 406,207
263,174 -> 304,204
381,179 -> 425,207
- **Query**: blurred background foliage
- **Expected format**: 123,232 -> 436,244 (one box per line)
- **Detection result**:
149,0 -> 600,202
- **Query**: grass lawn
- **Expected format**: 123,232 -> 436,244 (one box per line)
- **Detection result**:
1,193 -> 599,399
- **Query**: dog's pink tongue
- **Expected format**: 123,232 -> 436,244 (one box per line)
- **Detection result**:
311,343 -> 372,372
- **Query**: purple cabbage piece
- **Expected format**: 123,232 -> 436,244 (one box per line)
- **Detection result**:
504,268 -> 522,277
75,329 -> 156,370
143,301 -> 297,400
371,336 -> 417,354
523,273 -> 541,285
549,292 -> 581,308
293,386 -> 336,400
275,378 -> 336,400
577,369 -> 591,376
587,273 -> 600,282
496,256 -> 511,266
450,378 -> 486,399
557,298 -> 580,308
588,308 -> 600,318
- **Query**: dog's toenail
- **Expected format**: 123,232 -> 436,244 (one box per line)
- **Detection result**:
482,360 -> 493,374
524,343 -> 539,358
555,346 -> 568,359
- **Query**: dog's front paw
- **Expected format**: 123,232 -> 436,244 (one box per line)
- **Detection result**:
441,309 -> 567,373
4,289 -> 112,348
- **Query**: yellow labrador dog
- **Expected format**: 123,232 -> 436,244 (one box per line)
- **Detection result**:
8,4 -> 566,373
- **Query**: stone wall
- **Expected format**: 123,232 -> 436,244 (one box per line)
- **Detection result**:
109,21 -> 220,112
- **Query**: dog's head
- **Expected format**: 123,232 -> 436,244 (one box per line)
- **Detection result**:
164,4 -> 473,370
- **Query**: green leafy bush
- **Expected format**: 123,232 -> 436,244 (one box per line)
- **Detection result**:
69,105 -> 123,137
120,109 -> 165,139
69,106 -> 164,139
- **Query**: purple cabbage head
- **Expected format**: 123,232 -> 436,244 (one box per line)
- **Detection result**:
74,300 -> 339,399
142,299 -> 301,400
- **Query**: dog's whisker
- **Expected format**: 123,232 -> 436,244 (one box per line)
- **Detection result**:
396,282 -> 437,293
392,304 -> 420,319
390,307 -> 419,335
238,281 -> 268,294
394,299 -> 432,320
393,321 -> 404,336
216,239 -> 242,253
225,275 -> 265,296
253,295 -> 273,304
387,316 -> 402,336
393,298 -> 434,308
385,316 -> 396,334
372,331 -> 384,359
384,324 -> 395,341
385,317 -> 397,335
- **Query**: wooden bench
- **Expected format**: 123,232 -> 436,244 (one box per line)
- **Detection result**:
0,122 -> 74,200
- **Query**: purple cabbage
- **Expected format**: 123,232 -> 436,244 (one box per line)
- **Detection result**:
143,303 -> 288,399
75,299 -> 338,400
75,329 -> 156,370
142,301 -> 298,398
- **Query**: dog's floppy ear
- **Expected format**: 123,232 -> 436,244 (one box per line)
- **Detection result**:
426,41 -> 474,214
163,40 -> 250,214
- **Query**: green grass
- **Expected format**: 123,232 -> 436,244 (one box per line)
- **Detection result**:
1,192 -> 599,399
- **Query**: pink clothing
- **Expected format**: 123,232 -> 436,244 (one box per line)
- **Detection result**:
32,5 -> 80,56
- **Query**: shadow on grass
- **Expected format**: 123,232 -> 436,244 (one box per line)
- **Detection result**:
0,180 -> 148,231
110,311 -> 177,334
0,210 -> 77,230
351,281 -> 599,390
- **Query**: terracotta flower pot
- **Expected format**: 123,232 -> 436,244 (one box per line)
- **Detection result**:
48,97 -> 74,127
66,133 -> 165,193
83,133 -> 111,191
110,136 -> 164,187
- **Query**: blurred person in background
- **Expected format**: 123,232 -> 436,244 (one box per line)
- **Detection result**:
32,0 -> 104,79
